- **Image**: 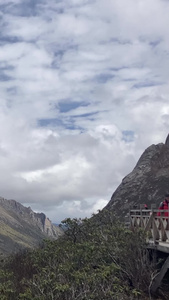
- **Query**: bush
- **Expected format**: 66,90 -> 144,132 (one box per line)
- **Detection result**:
0,210 -> 156,299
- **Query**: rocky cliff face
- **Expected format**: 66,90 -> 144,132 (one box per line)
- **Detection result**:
0,197 -> 63,255
105,138 -> 169,218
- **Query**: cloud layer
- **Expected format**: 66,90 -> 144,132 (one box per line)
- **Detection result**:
0,0 -> 169,222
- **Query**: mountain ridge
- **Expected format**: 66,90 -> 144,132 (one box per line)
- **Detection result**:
0,196 -> 63,255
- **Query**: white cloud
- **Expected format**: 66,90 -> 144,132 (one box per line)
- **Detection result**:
0,0 -> 168,222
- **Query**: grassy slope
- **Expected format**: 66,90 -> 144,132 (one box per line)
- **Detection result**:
0,204 -> 50,255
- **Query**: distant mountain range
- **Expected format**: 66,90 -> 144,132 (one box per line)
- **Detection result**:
0,197 -> 63,255
2,137 -> 169,255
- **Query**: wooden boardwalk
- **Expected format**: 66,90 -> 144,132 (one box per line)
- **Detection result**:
129,206 -> 169,293
129,207 -> 169,252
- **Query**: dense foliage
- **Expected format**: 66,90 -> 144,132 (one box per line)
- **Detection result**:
0,210 -> 158,299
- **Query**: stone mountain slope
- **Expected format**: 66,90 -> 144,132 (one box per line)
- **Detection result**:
105,139 -> 169,218
0,197 -> 63,255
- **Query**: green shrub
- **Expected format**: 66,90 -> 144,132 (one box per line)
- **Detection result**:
0,210 -> 155,299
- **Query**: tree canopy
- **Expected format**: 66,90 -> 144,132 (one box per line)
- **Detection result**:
0,210 -> 162,299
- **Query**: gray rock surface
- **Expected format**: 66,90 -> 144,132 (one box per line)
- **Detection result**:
105,142 -> 169,218
165,134 -> 169,146
0,198 -> 63,255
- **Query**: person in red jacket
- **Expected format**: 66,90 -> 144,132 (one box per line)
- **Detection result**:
157,193 -> 169,217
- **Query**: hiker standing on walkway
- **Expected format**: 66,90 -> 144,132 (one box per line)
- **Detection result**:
157,193 -> 169,217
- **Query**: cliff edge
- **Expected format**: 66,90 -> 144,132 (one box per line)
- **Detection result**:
105,140 -> 169,218
0,197 -> 63,255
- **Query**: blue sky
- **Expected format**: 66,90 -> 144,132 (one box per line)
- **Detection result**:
0,0 -> 169,222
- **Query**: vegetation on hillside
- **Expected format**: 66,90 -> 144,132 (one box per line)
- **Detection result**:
0,210 -> 163,299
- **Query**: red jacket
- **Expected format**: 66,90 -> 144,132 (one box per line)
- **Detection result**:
157,200 -> 169,217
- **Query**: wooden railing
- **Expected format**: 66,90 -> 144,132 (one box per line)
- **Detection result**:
129,208 -> 169,243
130,207 -> 169,293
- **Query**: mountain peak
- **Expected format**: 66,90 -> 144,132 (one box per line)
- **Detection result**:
0,197 -> 63,255
105,141 -> 169,217
165,134 -> 169,146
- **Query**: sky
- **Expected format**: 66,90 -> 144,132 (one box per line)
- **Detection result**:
0,0 -> 169,223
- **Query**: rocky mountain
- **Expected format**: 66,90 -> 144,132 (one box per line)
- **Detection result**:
105,135 -> 169,218
0,197 -> 63,255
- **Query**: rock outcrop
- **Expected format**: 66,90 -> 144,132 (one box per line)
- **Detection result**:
105,139 -> 169,218
0,197 -> 63,255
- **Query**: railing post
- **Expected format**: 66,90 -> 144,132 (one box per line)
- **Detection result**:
152,213 -> 160,242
